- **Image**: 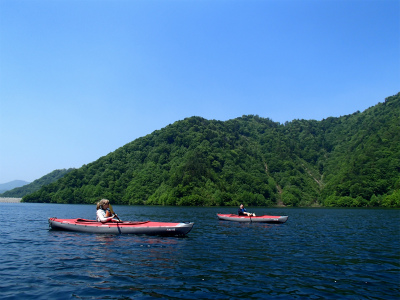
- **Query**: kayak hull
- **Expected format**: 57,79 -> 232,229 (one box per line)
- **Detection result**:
217,214 -> 288,223
48,218 -> 194,236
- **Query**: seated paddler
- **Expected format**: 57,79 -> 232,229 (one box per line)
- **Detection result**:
96,199 -> 120,223
238,204 -> 256,217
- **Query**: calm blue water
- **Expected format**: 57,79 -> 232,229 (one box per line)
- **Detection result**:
0,203 -> 399,300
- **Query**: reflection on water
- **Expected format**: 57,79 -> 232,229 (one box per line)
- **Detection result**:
0,203 -> 399,300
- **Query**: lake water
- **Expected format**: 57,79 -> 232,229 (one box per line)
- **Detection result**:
1,203 -> 399,300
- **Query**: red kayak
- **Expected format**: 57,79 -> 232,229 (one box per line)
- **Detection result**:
217,214 -> 288,223
48,218 -> 194,236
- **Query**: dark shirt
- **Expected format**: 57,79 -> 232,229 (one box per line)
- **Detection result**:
238,207 -> 247,216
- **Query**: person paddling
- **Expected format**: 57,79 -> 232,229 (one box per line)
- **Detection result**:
238,204 -> 256,216
96,199 -> 120,223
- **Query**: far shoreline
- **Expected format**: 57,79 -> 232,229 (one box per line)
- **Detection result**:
0,197 -> 22,203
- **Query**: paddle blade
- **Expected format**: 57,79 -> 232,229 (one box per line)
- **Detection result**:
109,204 -> 115,214
108,204 -> 122,221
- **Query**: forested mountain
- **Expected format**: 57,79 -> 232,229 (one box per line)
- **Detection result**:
1,169 -> 74,198
23,93 -> 400,207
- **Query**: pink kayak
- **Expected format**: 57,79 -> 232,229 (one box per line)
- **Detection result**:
48,218 -> 194,236
217,214 -> 288,223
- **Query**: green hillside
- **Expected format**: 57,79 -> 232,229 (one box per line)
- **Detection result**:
22,93 -> 400,207
1,169 -> 74,198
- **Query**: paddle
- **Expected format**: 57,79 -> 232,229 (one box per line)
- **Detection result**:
109,204 -> 122,222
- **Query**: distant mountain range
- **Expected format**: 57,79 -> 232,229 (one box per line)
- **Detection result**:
0,180 -> 30,194
0,169 -> 74,198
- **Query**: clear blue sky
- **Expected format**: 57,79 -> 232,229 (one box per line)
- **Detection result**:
0,0 -> 399,184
